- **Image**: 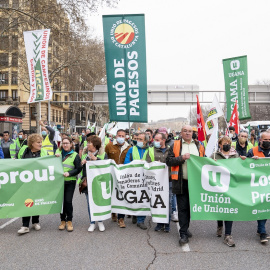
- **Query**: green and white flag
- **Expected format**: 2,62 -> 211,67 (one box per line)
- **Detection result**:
86,160 -> 169,223
23,29 -> 53,103
205,122 -> 219,157
103,14 -> 148,122
223,55 -> 251,121
205,95 -> 224,135
0,156 -> 64,219
187,155 -> 270,221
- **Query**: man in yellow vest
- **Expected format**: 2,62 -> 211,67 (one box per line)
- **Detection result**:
231,130 -> 253,158
166,125 -> 205,245
247,131 -> 270,243
124,132 -> 150,230
15,130 -> 27,149
40,120 -> 55,155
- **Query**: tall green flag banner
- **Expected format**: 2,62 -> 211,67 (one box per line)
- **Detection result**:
86,160 -> 169,223
187,155 -> 270,221
102,14 -> 148,122
0,156 -> 64,219
23,29 -> 53,103
223,55 -> 251,121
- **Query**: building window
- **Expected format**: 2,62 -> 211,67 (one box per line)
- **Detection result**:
59,111 -> 61,122
0,0 -> 9,8
0,90 -> 8,101
12,53 -> 18,66
0,72 -> 8,84
0,53 -> 9,66
11,72 -> 17,84
64,95 -> 68,105
12,90 -> 18,100
12,36 -> 18,50
52,109 -> 55,122
0,36 -> 9,50
12,0 -> 19,8
48,53 -> 52,64
30,106 -> 36,120
56,110 -> 58,122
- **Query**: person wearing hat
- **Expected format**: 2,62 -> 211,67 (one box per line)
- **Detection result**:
158,127 -> 174,147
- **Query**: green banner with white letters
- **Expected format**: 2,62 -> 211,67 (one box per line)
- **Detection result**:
223,55 -> 251,121
102,14 -> 148,122
187,155 -> 270,221
0,156 -> 64,219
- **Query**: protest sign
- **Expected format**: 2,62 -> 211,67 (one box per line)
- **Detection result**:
187,155 -> 270,221
223,55 -> 250,121
23,29 -> 53,103
103,14 -> 148,122
0,156 -> 64,219
86,160 -> 169,223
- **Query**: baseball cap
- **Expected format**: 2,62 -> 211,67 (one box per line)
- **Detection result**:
158,127 -> 168,134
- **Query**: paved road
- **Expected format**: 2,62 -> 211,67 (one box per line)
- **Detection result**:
1,191 -> 270,270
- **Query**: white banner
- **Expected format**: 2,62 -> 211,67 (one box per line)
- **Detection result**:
23,29 -> 52,103
86,160 -> 169,223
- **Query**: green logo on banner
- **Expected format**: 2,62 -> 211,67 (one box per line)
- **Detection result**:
92,173 -> 113,206
201,165 -> 230,193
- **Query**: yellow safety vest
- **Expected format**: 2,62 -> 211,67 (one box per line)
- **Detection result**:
42,135 -> 54,155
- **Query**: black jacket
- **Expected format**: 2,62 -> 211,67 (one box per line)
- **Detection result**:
166,140 -> 203,194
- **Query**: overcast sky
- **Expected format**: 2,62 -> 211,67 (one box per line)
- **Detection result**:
87,0 -> 270,122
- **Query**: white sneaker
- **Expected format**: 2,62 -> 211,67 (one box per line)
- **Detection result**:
88,223 -> 96,232
171,211 -> 179,222
97,221 -> 105,232
18,227 -> 30,235
32,223 -> 41,231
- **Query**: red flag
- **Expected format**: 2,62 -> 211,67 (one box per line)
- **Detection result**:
196,95 -> 206,141
228,101 -> 239,134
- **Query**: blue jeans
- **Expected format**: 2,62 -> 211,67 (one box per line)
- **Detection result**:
85,193 -> 101,224
257,219 -> 267,234
137,216 -> 146,224
171,194 -> 177,213
118,214 -> 125,219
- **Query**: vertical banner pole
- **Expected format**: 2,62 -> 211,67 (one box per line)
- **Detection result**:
48,100 -> 51,125
39,101 -> 42,133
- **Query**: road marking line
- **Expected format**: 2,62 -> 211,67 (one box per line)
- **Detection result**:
0,218 -> 19,229
176,221 -> 191,252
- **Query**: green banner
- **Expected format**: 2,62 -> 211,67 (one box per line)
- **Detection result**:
223,55 -> 251,121
187,155 -> 270,221
102,14 -> 148,122
0,156 -> 64,219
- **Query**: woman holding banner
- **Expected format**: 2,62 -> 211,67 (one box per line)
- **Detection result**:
79,135 -> 108,232
210,136 -> 239,247
56,137 -> 82,232
17,134 -> 48,235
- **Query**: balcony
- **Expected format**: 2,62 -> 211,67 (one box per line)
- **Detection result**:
0,96 -> 20,105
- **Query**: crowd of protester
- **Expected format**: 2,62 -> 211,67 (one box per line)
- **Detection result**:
2,120 -> 270,247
